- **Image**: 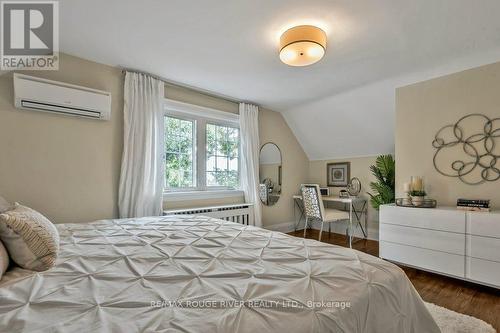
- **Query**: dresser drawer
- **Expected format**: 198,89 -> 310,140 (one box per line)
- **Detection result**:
380,241 -> 465,278
380,223 -> 465,255
466,235 -> 500,262
466,257 -> 500,287
467,212 -> 500,238
380,205 -> 465,233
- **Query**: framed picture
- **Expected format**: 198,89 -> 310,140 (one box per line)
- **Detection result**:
327,162 -> 350,187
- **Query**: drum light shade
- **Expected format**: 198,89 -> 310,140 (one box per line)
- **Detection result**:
279,25 -> 327,66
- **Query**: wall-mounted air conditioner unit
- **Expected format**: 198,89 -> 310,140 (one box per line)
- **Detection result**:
13,73 -> 112,120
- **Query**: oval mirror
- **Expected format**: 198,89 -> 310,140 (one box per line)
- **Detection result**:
259,143 -> 282,206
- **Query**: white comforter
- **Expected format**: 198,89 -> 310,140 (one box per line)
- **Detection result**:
0,216 -> 439,333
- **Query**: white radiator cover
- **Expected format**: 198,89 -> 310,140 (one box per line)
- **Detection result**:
164,203 -> 254,226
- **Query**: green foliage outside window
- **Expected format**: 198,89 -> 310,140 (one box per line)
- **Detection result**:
164,117 -> 240,190
206,123 -> 239,188
165,117 -> 194,188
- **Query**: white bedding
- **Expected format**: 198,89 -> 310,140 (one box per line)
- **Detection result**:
0,216 -> 439,332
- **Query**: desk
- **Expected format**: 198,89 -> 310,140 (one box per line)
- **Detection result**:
292,195 -> 368,248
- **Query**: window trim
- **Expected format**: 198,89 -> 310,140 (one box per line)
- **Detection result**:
205,121 -> 241,189
163,189 -> 245,202
164,99 -> 239,126
164,99 -> 241,194
164,114 -> 197,191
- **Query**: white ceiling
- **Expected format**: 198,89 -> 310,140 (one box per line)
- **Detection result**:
59,0 -> 500,159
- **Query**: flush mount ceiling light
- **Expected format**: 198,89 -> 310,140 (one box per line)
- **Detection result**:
279,25 -> 327,67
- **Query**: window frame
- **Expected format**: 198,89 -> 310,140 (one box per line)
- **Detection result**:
164,114 -> 197,192
163,99 -> 241,194
205,121 -> 241,190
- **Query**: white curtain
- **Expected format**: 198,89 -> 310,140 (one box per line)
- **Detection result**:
118,72 -> 165,218
239,103 -> 262,227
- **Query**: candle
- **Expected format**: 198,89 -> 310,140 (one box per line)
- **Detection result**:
411,177 -> 423,191
403,182 -> 410,193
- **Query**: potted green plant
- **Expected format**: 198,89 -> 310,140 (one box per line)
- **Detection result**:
367,155 -> 395,210
409,190 -> 426,206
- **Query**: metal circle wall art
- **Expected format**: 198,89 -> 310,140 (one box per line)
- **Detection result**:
432,114 -> 500,185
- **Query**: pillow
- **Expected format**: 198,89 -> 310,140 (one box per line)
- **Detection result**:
0,204 -> 59,271
0,196 -> 12,213
0,240 -> 9,279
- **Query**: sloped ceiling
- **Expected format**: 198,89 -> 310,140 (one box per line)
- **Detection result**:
59,0 -> 500,159
284,48 -> 500,160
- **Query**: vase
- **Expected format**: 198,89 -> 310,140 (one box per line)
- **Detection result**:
411,196 -> 424,207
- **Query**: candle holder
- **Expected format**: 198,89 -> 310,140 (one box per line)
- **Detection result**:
411,176 -> 424,192
397,176 -> 436,208
409,176 -> 425,206
402,182 -> 412,205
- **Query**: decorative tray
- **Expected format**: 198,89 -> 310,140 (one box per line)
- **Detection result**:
395,198 -> 437,208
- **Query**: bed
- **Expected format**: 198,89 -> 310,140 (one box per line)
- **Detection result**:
0,215 -> 439,332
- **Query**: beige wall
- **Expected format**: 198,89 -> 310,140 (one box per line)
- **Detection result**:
165,83 -> 238,114
0,53 -> 124,223
308,156 -> 380,239
0,53 -> 308,227
0,54 -> 242,221
259,108 -> 309,228
396,61 -> 500,209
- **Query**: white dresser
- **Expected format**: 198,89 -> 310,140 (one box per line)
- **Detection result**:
379,204 -> 500,288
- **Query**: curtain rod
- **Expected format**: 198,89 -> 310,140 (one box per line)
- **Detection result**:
120,67 -> 250,105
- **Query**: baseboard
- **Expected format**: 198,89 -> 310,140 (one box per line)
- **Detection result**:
264,221 -> 297,233
307,221 -> 379,241
264,220 -> 379,241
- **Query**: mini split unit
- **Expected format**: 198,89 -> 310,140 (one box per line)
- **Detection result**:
13,73 -> 112,120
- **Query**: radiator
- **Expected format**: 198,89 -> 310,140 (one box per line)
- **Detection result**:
164,203 -> 254,225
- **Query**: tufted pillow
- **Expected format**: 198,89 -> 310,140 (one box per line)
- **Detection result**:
0,240 -> 9,279
0,204 -> 59,271
0,196 -> 12,213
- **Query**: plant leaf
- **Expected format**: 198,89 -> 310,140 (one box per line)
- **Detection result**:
367,155 -> 395,210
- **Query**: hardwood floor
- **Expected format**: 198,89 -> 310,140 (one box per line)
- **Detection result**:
288,229 -> 500,331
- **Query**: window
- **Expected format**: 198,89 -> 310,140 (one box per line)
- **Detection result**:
164,100 -> 240,193
206,123 -> 239,188
165,116 -> 195,189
